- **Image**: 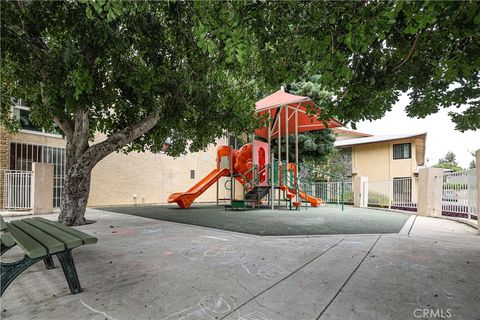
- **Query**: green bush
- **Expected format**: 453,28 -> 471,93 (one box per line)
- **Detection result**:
443,183 -> 467,190
344,191 -> 353,203
368,192 -> 389,207
324,191 -> 353,204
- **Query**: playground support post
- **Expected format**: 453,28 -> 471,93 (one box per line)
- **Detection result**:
277,105 -> 282,206
230,142 -> 234,204
295,106 -> 299,203
268,108 -> 274,210
285,105 -> 289,206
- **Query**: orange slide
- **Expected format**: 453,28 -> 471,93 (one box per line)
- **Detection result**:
283,186 -> 322,207
298,190 -> 322,207
167,168 -> 229,209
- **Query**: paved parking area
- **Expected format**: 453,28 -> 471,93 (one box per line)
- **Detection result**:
1,209 -> 478,320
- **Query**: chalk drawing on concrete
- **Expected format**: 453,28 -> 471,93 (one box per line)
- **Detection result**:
178,241 -> 287,279
159,294 -> 273,320
159,293 -> 232,320
80,300 -> 119,320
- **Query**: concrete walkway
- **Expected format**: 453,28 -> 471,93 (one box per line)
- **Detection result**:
1,209 -> 478,320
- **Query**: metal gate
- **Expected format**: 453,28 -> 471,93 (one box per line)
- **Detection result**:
440,169 -> 477,220
8,142 -> 65,208
315,181 -> 353,204
3,170 -> 33,210
364,177 -> 418,211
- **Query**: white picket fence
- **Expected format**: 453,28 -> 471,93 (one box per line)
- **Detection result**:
364,177 -> 418,211
440,169 -> 477,220
3,170 -> 33,210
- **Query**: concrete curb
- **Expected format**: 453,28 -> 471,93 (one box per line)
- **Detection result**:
430,215 -> 478,231
399,214 -> 416,235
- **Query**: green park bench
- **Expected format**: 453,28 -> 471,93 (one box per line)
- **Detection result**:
0,216 -> 97,296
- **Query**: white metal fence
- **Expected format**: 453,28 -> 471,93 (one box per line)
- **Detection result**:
365,177 -> 418,211
314,181 -> 353,204
440,169 -> 477,220
9,142 -> 65,208
3,170 -> 33,210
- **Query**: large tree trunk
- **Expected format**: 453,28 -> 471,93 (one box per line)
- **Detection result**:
54,109 -> 160,226
58,164 -> 92,226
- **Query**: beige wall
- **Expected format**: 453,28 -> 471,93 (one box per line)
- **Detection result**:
0,127 -> 11,208
2,127 -> 230,208
12,132 -> 66,149
352,137 -> 420,182
89,137 -> 228,207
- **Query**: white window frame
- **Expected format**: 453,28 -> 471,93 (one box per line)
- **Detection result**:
12,104 -> 63,138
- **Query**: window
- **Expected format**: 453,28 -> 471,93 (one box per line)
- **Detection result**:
393,143 -> 411,159
13,106 -> 43,132
190,170 -> 195,179
12,104 -> 61,136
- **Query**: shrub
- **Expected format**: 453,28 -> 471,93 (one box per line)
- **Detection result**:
368,192 -> 389,207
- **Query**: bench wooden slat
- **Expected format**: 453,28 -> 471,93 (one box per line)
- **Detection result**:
1,216 -> 16,248
35,218 -> 97,245
1,228 -> 18,248
0,216 -> 6,231
5,223 -> 47,259
23,219 -> 83,249
11,220 -> 66,255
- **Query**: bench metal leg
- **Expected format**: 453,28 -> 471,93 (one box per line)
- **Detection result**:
2,244 -> 55,270
43,256 -> 55,269
0,243 -> 11,255
1,255 -> 40,297
56,250 -> 82,294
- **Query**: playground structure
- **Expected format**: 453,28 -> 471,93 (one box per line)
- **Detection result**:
168,89 -> 345,210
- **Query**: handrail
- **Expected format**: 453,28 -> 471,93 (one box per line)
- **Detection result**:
258,165 -> 268,178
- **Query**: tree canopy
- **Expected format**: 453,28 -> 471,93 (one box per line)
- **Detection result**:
271,129 -> 336,164
438,151 -> 458,165
433,162 -> 464,173
194,1 -> 480,131
469,160 -> 476,169
1,1 -> 258,157
433,151 -> 463,172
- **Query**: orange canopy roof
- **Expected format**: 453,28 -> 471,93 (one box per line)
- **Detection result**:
254,90 -> 342,139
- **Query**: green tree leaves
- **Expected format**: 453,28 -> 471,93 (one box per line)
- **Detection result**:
271,129 -> 336,165
195,1 -> 480,131
0,1 -> 257,157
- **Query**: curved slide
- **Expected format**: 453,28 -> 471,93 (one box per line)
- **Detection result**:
298,190 -> 322,207
168,168 -> 230,209
282,186 -> 322,207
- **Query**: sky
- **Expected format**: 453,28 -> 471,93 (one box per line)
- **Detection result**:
353,94 -> 479,168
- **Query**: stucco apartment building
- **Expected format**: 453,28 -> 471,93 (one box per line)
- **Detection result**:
0,102 -> 224,211
333,128 -> 427,181
332,128 -> 426,207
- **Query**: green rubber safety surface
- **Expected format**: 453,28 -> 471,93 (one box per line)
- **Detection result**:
98,204 -> 412,236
